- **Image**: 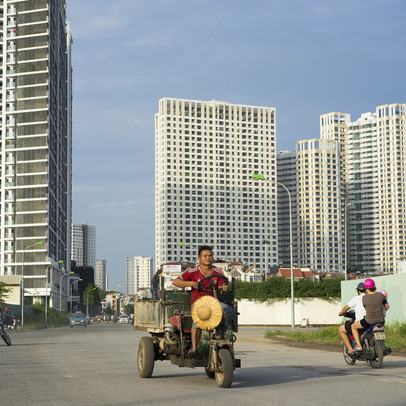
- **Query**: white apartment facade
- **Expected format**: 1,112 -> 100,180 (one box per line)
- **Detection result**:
95,259 -> 106,290
126,256 -> 153,296
296,139 -> 343,272
346,104 -> 406,273
0,0 -> 72,308
155,98 -> 277,271
71,223 -> 96,268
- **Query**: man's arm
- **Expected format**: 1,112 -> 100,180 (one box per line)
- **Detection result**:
172,277 -> 198,290
339,304 -> 350,316
384,303 -> 389,311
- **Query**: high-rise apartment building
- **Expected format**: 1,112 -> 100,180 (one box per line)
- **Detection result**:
296,139 -> 343,272
95,259 -> 106,290
155,98 -> 277,270
276,151 -> 298,268
0,0 -> 72,308
126,256 -> 153,296
346,103 -> 406,273
71,224 -> 96,268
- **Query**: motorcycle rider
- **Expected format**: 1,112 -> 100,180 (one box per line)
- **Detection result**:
338,282 -> 366,354
2,307 -> 12,327
351,278 -> 389,352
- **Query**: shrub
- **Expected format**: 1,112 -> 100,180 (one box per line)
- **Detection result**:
234,277 -> 342,302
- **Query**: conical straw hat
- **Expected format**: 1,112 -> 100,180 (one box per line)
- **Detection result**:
192,295 -> 223,330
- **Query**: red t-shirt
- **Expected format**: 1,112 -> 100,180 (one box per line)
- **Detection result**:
180,265 -> 226,304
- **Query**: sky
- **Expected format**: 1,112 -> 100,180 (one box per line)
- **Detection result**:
66,0 -> 406,292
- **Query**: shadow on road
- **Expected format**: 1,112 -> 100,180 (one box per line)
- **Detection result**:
231,361 -> 406,388
8,342 -> 72,347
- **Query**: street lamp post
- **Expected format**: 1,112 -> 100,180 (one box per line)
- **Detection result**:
59,269 -> 74,311
177,242 -> 199,264
344,202 -> 354,281
252,174 -> 295,330
69,278 -> 82,313
45,264 -> 52,324
21,242 -> 44,327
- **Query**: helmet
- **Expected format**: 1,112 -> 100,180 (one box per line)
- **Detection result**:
380,290 -> 388,298
356,282 -> 365,291
4,307 -> 8,311
363,278 -> 375,289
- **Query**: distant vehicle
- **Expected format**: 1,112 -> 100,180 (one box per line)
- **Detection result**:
119,315 -> 130,324
70,312 -> 87,328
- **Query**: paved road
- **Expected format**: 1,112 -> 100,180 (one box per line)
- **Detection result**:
1,324 -> 406,406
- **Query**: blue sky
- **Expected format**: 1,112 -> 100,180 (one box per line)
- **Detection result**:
66,0 -> 406,291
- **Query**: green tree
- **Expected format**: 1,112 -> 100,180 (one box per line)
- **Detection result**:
123,303 -> 134,316
83,284 -> 106,315
0,282 -> 11,308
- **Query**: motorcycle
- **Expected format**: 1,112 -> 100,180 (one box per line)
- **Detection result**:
342,310 -> 391,369
0,321 -> 12,346
4,316 -> 23,332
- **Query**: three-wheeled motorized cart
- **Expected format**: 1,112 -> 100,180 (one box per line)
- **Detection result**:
134,275 -> 240,388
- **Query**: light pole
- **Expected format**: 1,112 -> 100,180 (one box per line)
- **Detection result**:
21,241 -> 44,327
252,173 -> 295,330
344,202 -> 354,280
69,278 -> 82,313
177,242 -> 199,264
59,269 -> 74,311
45,264 -> 52,324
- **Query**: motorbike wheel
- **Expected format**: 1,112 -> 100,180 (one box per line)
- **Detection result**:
215,349 -> 233,388
368,338 -> 384,369
343,343 -> 356,365
138,336 -> 155,378
205,367 -> 215,379
1,331 -> 12,346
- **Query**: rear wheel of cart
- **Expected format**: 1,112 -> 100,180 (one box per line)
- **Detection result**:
138,336 -> 155,378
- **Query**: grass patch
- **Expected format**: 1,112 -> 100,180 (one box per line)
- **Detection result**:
265,323 -> 406,352
22,303 -> 70,329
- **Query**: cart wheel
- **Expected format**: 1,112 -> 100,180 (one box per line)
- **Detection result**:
205,367 -> 215,379
215,349 -> 233,388
138,336 -> 155,378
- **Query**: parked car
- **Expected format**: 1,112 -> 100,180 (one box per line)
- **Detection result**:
119,315 -> 130,324
70,312 -> 87,328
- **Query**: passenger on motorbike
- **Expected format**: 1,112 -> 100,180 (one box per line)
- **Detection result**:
1,307 -> 12,327
338,282 -> 365,354
172,245 -> 235,358
351,278 -> 389,351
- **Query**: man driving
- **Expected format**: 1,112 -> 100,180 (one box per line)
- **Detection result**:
172,245 -> 234,357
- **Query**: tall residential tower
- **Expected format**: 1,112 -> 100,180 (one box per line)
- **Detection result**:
155,98 -> 277,271
71,223 -> 96,268
126,256 -> 153,296
0,0 -> 72,308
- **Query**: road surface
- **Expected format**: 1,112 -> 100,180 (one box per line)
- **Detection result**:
1,324 -> 406,405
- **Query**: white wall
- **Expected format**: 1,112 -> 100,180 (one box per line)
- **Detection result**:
237,298 -> 341,325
